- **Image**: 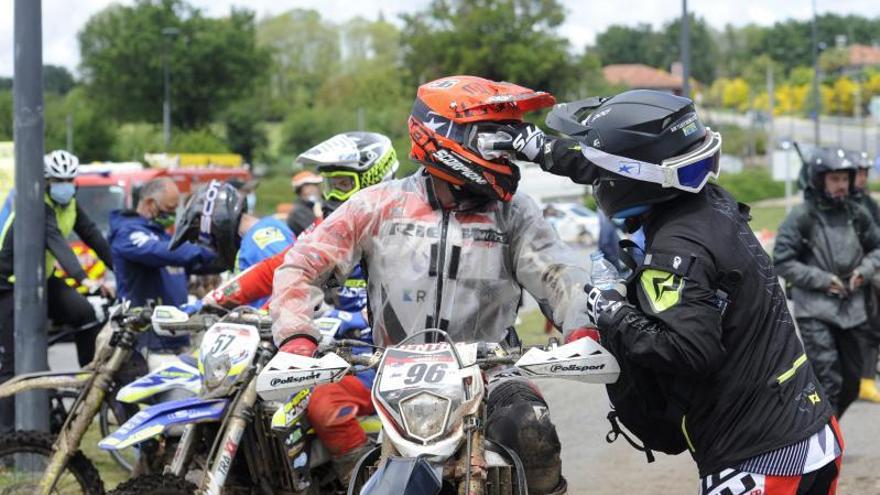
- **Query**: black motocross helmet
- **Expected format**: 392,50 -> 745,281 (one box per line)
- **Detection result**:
170,180 -> 245,270
546,90 -> 721,221
805,147 -> 857,204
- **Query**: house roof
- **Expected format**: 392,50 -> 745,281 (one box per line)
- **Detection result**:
848,44 -> 880,67
602,64 -> 683,90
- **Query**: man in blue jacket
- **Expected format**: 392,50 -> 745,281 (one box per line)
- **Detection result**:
109,177 -> 216,352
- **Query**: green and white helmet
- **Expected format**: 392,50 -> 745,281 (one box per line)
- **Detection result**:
295,132 -> 399,207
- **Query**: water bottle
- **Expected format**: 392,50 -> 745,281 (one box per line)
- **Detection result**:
590,251 -> 619,290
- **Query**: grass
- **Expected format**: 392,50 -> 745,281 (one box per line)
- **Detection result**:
515,309 -> 561,346
81,422 -> 129,490
748,205 -> 788,232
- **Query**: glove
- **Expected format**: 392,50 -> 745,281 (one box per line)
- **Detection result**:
181,300 -> 203,316
585,284 -> 628,326
564,327 -> 601,344
279,337 -> 318,357
81,278 -> 115,299
505,123 -> 546,163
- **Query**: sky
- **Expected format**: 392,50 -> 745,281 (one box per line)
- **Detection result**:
1,0 -> 879,78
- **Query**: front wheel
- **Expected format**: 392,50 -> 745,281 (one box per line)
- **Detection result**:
0,430 -> 104,494
108,474 -> 194,495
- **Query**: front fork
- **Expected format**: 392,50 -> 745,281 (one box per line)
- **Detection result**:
39,344 -> 130,494
201,378 -> 259,495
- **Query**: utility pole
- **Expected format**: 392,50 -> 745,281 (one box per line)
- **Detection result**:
66,113 -> 73,153
161,27 -> 179,151
811,0 -> 821,145
12,0 -> 49,432
767,64 -> 775,168
681,0 -> 690,98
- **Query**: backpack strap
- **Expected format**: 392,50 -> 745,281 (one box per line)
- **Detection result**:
605,410 -> 655,463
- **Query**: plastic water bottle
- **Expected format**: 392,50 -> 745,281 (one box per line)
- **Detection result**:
590,251 -> 619,290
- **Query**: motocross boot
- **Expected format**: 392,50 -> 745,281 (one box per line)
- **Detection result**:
332,443 -> 374,487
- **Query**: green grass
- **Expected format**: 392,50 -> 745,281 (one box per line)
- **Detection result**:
515,309 -> 561,346
81,423 -> 129,490
749,205 -> 787,232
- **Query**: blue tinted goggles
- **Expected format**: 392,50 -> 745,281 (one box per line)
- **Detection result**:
582,129 -> 722,193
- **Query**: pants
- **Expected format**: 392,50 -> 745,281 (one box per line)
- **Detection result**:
308,371 -> 564,494
0,277 -> 100,432
798,318 -> 863,418
700,457 -> 841,495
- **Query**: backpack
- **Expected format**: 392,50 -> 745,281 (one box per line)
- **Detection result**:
604,227 -> 742,462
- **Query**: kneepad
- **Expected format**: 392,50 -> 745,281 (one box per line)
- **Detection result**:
486,380 -> 562,494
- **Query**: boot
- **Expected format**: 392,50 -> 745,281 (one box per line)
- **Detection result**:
332,443 -> 373,488
858,378 -> 880,403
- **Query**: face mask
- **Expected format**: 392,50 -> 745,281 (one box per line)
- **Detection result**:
49,182 -> 76,205
155,211 -> 176,229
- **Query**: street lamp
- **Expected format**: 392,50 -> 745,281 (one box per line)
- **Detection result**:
162,26 -> 180,151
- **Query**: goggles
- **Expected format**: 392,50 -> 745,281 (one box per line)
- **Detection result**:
583,129 -> 722,193
322,171 -> 360,202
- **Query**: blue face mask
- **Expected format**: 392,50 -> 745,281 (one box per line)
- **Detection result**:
49,182 -> 76,205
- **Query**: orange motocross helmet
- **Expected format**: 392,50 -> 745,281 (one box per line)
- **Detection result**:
408,75 -> 556,202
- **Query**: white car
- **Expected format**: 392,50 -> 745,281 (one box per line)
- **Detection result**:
543,202 -> 600,245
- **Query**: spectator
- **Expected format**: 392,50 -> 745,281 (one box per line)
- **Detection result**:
774,147 -> 880,417
108,177 -> 216,355
850,151 -> 880,403
286,171 -> 324,236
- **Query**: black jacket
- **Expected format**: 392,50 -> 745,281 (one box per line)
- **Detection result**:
542,139 -> 832,476
0,201 -> 113,290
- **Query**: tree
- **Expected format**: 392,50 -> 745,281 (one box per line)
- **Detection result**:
400,0 -> 577,97
43,88 -> 116,162
721,78 -> 750,111
0,91 -> 11,140
592,24 -> 663,68
43,65 -> 75,95
657,15 -> 719,84
78,0 -> 271,129
224,100 -> 268,164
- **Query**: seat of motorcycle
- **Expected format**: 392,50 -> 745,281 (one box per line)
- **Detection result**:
177,352 -> 199,367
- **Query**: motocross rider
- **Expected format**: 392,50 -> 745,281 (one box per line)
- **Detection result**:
269,76 -> 595,494
512,90 -> 840,494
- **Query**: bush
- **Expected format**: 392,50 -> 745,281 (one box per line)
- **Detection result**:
170,129 -> 229,153
111,123 -> 163,162
716,166 -> 784,203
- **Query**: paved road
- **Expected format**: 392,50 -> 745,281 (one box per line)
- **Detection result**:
537,379 -> 880,494
706,109 -> 880,152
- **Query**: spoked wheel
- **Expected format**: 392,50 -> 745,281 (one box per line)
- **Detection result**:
98,401 -> 138,473
0,430 -> 103,494
108,474 -> 193,495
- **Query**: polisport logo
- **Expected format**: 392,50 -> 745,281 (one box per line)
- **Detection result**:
270,372 -> 321,387
432,150 -> 487,185
549,363 -> 605,372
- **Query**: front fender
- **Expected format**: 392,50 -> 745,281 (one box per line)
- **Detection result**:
116,361 -> 201,404
0,370 -> 93,398
99,397 -> 228,451
353,455 -> 442,495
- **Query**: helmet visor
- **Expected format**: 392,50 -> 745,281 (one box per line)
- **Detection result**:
581,129 -> 722,193
322,171 -> 360,202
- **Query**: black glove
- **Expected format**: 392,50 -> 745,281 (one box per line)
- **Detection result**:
499,123 -> 546,163
585,283 -> 628,327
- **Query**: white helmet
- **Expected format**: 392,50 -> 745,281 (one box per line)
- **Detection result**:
43,150 -> 79,180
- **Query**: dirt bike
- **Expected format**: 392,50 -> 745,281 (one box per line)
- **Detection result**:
104,306 -> 376,495
0,303 -> 162,494
338,329 -> 620,495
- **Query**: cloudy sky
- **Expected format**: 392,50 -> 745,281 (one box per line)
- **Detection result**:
1,0 -> 879,77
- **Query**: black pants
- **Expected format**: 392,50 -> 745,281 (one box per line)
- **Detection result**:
0,277 -> 100,432
798,318 -> 863,418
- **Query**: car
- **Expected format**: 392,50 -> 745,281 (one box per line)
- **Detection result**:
542,202 -> 600,245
